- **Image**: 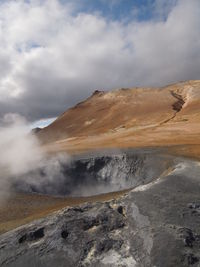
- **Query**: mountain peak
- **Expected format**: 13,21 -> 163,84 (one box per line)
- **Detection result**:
91,90 -> 105,97
38,80 -> 200,154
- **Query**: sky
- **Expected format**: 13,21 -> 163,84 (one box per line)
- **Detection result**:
0,0 -> 199,128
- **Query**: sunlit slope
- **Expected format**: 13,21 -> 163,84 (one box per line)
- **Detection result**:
38,80 -> 200,154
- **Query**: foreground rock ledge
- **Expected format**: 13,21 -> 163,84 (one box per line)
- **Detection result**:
1,154 -> 200,267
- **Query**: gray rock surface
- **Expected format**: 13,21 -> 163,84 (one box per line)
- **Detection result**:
13,149 -> 173,197
1,150 -> 200,266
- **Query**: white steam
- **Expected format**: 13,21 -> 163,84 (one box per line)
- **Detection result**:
0,114 -> 44,176
0,113 -> 69,203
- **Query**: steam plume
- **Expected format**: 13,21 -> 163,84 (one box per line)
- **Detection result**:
0,113 -> 69,203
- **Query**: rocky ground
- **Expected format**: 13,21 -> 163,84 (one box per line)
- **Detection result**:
1,149 -> 200,266
2,81 -> 200,266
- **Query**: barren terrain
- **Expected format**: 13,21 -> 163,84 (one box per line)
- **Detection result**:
38,80 -> 200,158
2,80 -> 200,266
2,80 -> 200,234
0,190 -> 128,234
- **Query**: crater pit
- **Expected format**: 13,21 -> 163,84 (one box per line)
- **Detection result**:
12,149 -> 175,197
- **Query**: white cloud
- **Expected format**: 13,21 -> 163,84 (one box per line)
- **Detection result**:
0,0 -> 199,121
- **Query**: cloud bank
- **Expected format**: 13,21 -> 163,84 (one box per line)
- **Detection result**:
0,0 -> 199,122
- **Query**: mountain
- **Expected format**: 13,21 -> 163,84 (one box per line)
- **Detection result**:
2,80 -> 200,267
31,127 -> 42,134
38,80 -> 200,157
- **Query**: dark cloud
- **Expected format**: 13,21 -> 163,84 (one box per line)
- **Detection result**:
0,0 -> 199,122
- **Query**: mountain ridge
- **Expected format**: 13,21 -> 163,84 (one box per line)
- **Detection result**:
38,80 -> 200,156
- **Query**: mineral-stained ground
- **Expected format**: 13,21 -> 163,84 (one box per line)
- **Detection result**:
2,81 -> 200,266
1,148 -> 200,267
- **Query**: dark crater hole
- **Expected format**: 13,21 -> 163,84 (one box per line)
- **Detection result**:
12,149 -> 174,197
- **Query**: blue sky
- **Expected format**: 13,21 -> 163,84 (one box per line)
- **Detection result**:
30,118 -> 56,129
74,0 -> 153,21
63,0 -> 177,22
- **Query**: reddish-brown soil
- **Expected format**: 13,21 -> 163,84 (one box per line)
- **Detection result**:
2,80 -> 200,234
38,80 -> 200,158
0,190 -> 129,234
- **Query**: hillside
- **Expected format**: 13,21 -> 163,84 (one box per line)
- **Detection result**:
38,80 -> 200,156
2,80 -> 200,267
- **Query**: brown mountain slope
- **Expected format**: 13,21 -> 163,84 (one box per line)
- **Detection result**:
38,80 -> 200,156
